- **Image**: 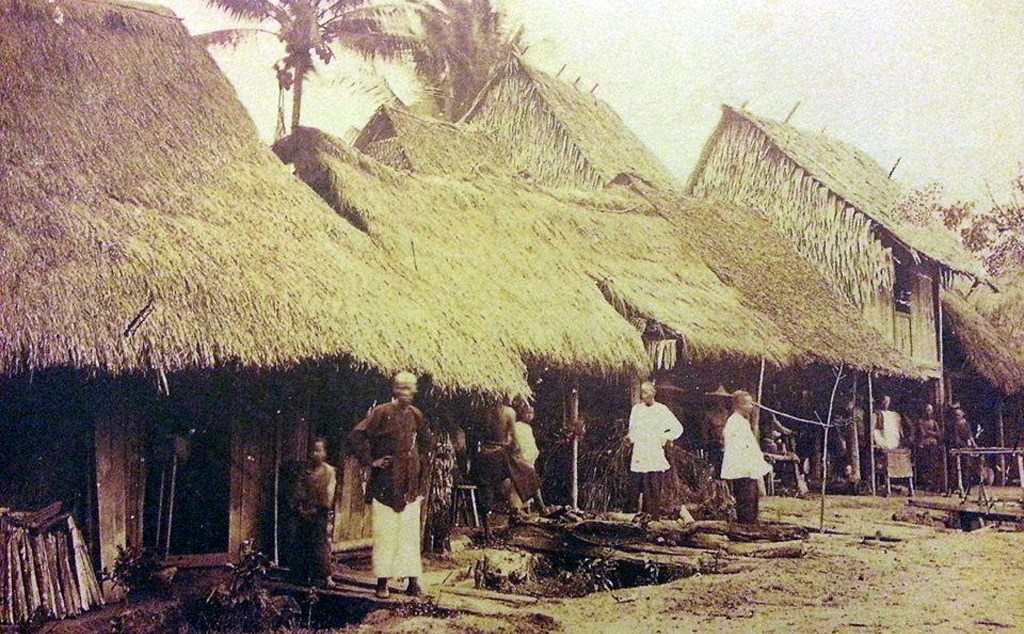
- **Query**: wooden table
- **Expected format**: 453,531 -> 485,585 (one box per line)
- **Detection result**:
949,447 -> 1024,499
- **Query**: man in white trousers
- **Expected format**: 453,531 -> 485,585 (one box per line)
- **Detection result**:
349,372 -> 433,598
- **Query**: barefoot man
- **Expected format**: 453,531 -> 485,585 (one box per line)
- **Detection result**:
475,400 -> 540,536
290,436 -> 337,587
627,381 -> 684,519
349,372 -> 432,599
721,390 -> 771,524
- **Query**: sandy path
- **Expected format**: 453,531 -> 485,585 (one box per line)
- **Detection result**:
352,495 -> 1023,633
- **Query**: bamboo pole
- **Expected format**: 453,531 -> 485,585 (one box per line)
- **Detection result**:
997,398 -> 1006,486
754,357 -> 767,496
868,374 -> 876,496
164,447 -> 178,557
821,366 -> 843,532
155,466 -> 166,552
273,416 -> 282,566
566,379 -> 581,509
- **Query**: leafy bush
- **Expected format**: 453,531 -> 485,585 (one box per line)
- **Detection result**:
189,551 -> 300,632
104,546 -> 163,596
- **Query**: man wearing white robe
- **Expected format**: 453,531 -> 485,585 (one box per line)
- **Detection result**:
627,381 -> 684,518
721,390 -> 771,524
349,372 -> 432,599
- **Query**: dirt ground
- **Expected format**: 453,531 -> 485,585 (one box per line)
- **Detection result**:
340,494 -> 1023,634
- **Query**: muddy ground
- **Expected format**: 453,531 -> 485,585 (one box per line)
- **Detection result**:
338,494 -> 1023,634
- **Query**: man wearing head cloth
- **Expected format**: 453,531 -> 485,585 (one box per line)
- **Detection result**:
348,372 -> 433,598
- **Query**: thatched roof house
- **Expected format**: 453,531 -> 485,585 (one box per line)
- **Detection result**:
686,105 -> 1001,383
688,106 -> 987,305
0,0 -> 544,398
941,291 -> 1024,396
460,56 -> 676,189
275,123 -> 921,378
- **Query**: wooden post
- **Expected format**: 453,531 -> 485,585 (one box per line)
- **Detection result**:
935,281 -> 949,493
847,375 -> 861,484
868,374 -> 876,496
752,357 -> 766,440
164,449 -> 177,557
997,398 -> 1006,486
95,413 -> 128,601
273,417 -> 282,566
566,380 -> 581,509
155,466 -> 166,552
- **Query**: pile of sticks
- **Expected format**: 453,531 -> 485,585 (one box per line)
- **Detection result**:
1,503 -> 105,625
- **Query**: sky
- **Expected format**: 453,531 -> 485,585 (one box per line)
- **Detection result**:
161,0 -> 1024,203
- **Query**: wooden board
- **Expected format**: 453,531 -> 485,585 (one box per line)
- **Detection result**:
334,456 -> 372,543
908,499 -> 1024,522
229,415 -> 275,558
94,412 -> 128,601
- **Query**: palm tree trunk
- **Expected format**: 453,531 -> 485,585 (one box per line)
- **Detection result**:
290,55 -> 311,132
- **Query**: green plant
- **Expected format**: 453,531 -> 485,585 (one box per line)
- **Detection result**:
194,551 -> 300,632
104,546 -> 163,596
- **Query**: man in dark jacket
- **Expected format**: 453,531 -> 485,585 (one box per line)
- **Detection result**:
348,372 -> 432,599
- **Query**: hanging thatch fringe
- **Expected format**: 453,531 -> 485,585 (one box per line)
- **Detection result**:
691,117 -> 892,307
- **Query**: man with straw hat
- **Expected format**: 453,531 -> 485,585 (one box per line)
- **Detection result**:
721,390 -> 771,524
349,372 -> 433,599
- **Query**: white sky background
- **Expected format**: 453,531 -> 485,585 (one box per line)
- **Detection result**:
161,0 -> 1024,202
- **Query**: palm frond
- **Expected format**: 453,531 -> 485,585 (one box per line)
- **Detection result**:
194,28 -> 274,49
204,0 -> 279,22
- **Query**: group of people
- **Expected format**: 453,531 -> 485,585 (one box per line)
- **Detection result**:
287,373 -> 980,596
627,382 -> 770,524
288,372 -> 543,597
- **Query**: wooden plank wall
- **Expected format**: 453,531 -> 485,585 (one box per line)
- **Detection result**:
911,271 -> 939,363
94,403 -> 145,601
228,416 -> 274,559
333,456 -> 372,544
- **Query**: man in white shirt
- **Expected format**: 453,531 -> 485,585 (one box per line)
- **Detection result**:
721,390 -> 771,524
626,381 -> 684,518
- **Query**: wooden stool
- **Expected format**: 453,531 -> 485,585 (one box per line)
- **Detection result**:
451,484 -> 481,528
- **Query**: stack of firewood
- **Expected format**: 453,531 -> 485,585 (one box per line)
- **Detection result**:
1,503 -> 105,625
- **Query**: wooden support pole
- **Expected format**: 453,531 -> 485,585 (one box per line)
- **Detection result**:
997,398 -> 1006,486
752,357 -> 766,440
566,379 -> 581,509
273,416 -> 282,566
868,374 -> 876,496
164,448 -> 178,558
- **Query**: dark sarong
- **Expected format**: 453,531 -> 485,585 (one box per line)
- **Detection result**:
730,478 -> 760,524
917,444 -> 944,490
640,470 -> 678,519
293,508 -> 331,585
474,444 -> 540,509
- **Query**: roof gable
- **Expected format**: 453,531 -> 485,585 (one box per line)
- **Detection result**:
718,106 -> 985,279
462,56 -> 676,189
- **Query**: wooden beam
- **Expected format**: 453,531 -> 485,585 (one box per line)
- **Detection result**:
868,374 -> 876,496
94,411 -> 128,601
783,101 -> 801,124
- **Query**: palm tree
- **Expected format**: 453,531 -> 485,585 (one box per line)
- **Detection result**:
198,0 -> 417,134
410,0 -> 523,121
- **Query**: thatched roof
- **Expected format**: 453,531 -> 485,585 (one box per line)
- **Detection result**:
942,291 -> 1024,395
354,104 -> 511,176
460,56 -> 676,189
275,124 -> 924,378
0,0 -> 548,397
691,106 -> 986,280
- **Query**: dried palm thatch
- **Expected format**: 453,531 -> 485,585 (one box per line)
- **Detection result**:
461,56 -> 676,189
942,291 -> 1024,395
689,106 -> 987,303
275,122 -> 923,377
0,0 -> 537,397
354,104 -> 512,176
